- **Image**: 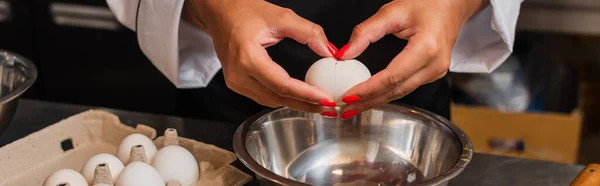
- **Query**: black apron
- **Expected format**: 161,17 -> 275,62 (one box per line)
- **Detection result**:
175,0 -> 450,124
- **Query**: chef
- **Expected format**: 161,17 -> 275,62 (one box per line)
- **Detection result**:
106,0 -> 522,123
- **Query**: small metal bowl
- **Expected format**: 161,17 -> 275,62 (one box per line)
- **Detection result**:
234,104 -> 472,186
0,50 -> 37,136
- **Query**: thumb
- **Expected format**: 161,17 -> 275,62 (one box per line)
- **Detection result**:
278,10 -> 331,57
341,6 -> 407,59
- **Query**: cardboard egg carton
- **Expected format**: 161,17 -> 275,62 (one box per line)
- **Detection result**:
0,110 -> 252,186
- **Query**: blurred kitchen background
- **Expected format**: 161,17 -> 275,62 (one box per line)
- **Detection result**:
0,0 -> 599,165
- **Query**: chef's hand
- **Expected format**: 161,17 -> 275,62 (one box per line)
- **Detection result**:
183,0 -> 337,114
338,0 -> 489,119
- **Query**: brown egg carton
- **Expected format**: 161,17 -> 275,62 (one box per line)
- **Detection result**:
0,110 -> 252,186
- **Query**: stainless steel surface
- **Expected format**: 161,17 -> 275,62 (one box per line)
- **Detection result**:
524,0 -> 600,9
0,0 -> 11,23
518,0 -> 600,35
449,153 -> 583,186
0,50 -> 37,136
50,3 -> 120,30
234,104 -> 473,186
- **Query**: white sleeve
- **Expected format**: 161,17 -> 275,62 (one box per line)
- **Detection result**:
450,0 -> 524,73
106,0 -> 221,88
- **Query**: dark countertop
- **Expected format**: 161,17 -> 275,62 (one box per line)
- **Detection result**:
0,99 -> 586,185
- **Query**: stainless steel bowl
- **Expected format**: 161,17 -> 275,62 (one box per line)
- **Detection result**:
234,104 -> 473,186
0,50 -> 37,136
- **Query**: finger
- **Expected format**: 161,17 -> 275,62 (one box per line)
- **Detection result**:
225,77 -> 263,104
426,70 -> 448,84
276,8 -> 331,57
343,65 -> 439,113
247,45 -> 334,103
341,3 -> 409,59
227,76 -> 296,108
243,77 -> 332,113
343,36 -> 436,101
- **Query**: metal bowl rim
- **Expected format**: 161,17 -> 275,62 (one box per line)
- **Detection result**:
233,103 -> 473,186
0,49 -> 37,105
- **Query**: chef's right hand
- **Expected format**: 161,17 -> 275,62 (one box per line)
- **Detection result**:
182,0 -> 337,114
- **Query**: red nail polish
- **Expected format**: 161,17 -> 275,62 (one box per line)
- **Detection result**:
319,100 -> 337,107
321,111 -> 337,118
342,95 -> 360,104
335,44 -> 350,59
341,110 -> 358,120
326,42 -> 339,56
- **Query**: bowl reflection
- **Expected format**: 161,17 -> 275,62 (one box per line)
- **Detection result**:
0,50 -> 37,136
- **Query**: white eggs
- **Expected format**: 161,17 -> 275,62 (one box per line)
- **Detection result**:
151,146 -> 199,186
81,153 -> 125,184
116,134 -> 158,165
43,169 -> 88,186
116,162 -> 165,186
305,57 -> 371,104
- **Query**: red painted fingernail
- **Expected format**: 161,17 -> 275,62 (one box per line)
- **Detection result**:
334,43 -> 350,59
342,95 -> 360,104
326,42 -> 339,56
321,111 -> 337,118
319,100 -> 337,107
341,110 -> 358,120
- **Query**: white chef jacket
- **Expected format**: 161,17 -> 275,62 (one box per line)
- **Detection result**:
106,0 -> 523,89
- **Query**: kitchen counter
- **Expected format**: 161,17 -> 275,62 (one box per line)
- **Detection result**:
0,99 -> 586,185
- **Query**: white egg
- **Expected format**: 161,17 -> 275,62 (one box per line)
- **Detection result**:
305,57 -> 371,104
151,146 -> 199,186
166,180 -> 183,186
116,133 -> 158,165
116,162 -> 165,186
94,184 -> 113,186
81,153 -> 125,184
43,169 -> 88,186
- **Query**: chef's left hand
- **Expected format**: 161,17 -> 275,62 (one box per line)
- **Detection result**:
338,0 -> 489,119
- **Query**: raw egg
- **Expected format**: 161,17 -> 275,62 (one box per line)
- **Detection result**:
305,57 -> 371,104
80,153 -> 124,184
116,133 -> 158,165
116,161 -> 165,186
43,169 -> 88,186
151,146 -> 199,186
